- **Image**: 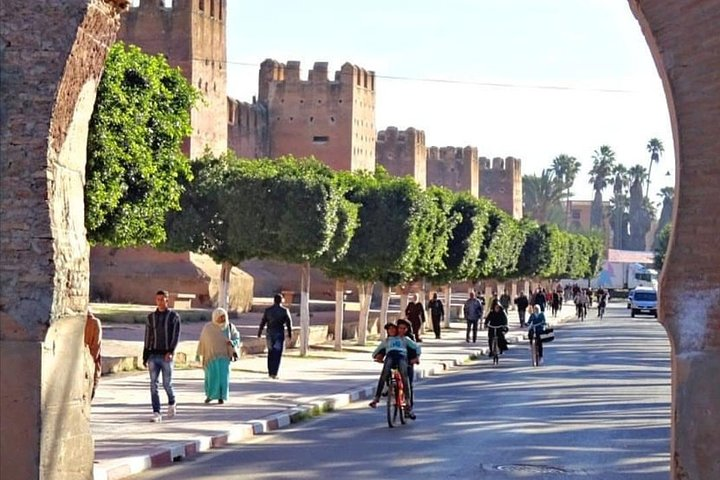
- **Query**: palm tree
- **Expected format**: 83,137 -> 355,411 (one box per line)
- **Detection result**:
645,138 -> 664,198
522,169 -> 565,224
552,154 -> 581,228
588,145 -> 616,229
609,164 -> 630,249
628,165 -> 650,250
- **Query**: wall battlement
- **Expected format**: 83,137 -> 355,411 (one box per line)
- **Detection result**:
426,145 -> 479,196
227,97 -> 269,159
376,126 -> 426,187
478,156 -> 523,219
427,146 -> 478,162
479,156 -> 521,172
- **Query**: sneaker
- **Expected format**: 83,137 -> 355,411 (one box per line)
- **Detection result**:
368,398 -> 379,408
204,398 -> 212,404
150,412 -> 162,423
406,410 -> 416,420
218,399 -> 224,405
167,404 -> 176,418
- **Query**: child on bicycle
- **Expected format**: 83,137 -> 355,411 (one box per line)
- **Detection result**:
527,305 -> 547,362
369,321 -> 418,416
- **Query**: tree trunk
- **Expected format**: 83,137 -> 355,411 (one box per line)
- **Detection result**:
443,284 -> 452,327
399,290 -> 409,316
418,281 -> 427,334
334,279 -> 344,351
356,281 -> 373,346
379,284 -> 391,340
299,262 -> 311,356
218,261 -> 232,309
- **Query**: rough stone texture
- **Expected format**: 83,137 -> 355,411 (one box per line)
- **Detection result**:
117,0 -> 228,159
228,97 -> 269,159
426,146 -> 479,196
0,1 -> 124,479
258,59 -> 376,172
628,1 -> 720,479
90,246 -> 254,312
479,156 -> 523,219
376,126 -> 427,188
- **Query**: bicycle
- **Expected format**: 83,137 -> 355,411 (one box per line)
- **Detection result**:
598,303 -> 606,320
487,325 -> 505,365
529,330 -> 541,367
385,367 -> 407,428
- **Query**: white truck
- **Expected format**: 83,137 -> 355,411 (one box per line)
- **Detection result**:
590,249 -> 659,291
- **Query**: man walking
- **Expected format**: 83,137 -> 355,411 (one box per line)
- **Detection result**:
499,289 -> 511,312
427,292 -> 445,339
463,291 -> 484,343
514,291 -> 530,327
405,293 -> 426,342
258,294 -> 293,379
84,309 -> 102,401
143,290 -> 181,423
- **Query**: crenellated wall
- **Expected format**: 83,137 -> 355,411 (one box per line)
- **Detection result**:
118,0 -> 228,159
376,126 -> 427,188
478,156 -> 523,219
257,59 -> 376,171
227,97 -> 269,159
426,146 -> 479,196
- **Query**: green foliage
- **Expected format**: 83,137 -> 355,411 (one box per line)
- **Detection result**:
414,187 -> 462,280
654,223 -> 671,270
86,42 -> 200,246
475,207 -> 525,280
429,193 -> 490,284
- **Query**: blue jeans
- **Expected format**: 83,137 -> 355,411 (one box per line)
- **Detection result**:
266,333 -> 285,377
148,354 -> 175,413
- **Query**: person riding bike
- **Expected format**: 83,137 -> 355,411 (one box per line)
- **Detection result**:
369,322 -> 418,417
597,290 -> 608,317
484,300 -> 509,356
527,305 -> 547,363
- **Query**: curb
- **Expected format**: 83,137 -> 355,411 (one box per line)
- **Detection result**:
92,346 -> 488,480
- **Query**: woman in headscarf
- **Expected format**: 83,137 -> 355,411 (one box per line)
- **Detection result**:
196,308 -> 240,404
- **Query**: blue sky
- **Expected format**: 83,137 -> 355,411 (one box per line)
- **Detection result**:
225,0 -> 675,202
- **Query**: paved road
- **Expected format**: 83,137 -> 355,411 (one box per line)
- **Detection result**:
131,303 -> 671,480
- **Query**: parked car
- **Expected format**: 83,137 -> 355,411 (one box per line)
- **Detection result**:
630,286 -> 658,318
627,289 -> 634,309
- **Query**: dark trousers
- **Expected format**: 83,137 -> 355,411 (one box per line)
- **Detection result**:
431,315 -> 442,338
410,318 -> 423,341
528,329 -> 544,357
374,351 -> 411,404
466,319 -> 479,342
518,309 -> 526,327
266,333 -> 285,376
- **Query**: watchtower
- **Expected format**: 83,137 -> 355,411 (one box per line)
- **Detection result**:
479,156 -> 523,219
258,59 -> 376,171
376,126 -> 427,188
426,146 -> 479,196
118,0 -> 228,158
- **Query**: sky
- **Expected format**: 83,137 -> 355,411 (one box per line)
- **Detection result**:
225,0 -> 675,203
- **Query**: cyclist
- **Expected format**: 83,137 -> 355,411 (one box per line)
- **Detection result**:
527,305 -> 547,364
484,300 -> 509,357
369,322 -> 418,417
597,290 -> 608,318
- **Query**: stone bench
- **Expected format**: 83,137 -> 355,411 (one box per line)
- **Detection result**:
170,292 -> 196,309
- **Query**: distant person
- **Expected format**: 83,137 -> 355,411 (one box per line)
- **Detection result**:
527,305 -> 547,363
514,291 -> 530,327
499,290 -> 511,311
551,291 -> 561,317
84,309 -> 102,401
257,294 -> 293,379
405,293 -> 426,342
197,308 -> 241,404
427,293 -> 445,339
143,290 -> 181,423
534,288 -> 547,312
463,291 -> 484,343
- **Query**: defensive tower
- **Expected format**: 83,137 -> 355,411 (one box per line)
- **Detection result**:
228,97 -> 269,159
258,59 -> 376,171
426,146 -> 479,196
118,0 -> 228,158
376,127 -> 427,188
479,156 -> 523,219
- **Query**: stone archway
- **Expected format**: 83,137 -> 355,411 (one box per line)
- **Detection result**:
0,1 -> 127,479
0,1 -> 717,479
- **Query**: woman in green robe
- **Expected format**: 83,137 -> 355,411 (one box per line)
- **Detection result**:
196,308 -> 241,404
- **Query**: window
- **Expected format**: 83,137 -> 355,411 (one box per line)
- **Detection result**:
210,0 -> 214,17
572,209 -> 581,220
198,0 -> 204,11
313,136 -> 329,144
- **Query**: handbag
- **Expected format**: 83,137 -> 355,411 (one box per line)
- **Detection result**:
226,324 -> 241,361
539,327 -> 555,343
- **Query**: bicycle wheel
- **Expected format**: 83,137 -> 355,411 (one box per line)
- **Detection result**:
492,336 -> 499,365
396,379 -> 406,425
386,378 -> 397,428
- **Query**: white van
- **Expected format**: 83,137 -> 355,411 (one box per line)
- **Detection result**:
629,286 -> 658,318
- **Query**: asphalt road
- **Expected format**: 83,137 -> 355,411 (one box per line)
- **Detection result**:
132,302 -> 671,480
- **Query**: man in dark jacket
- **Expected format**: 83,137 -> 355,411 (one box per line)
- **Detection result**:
514,291 -> 530,327
143,290 -> 181,423
258,294 -> 294,379
405,293 -> 426,342
427,293 -> 445,339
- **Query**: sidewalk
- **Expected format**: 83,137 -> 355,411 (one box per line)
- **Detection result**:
93,307 -> 577,480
